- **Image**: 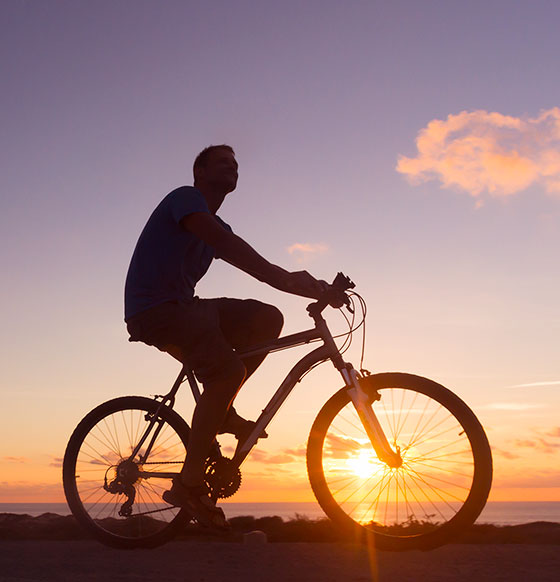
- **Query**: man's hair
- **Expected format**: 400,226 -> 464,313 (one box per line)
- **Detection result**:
193,144 -> 235,178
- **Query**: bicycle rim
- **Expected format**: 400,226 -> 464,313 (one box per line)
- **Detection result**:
307,373 -> 492,550
63,396 -> 191,548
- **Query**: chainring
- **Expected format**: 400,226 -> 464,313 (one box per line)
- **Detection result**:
204,456 -> 242,499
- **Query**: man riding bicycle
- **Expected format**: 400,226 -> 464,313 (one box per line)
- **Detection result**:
124,145 -> 324,529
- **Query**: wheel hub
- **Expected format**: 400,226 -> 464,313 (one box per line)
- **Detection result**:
104,459 -> 141,496
115,459 -> 141,485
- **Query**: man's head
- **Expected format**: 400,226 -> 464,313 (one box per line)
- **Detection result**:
193,145 -> 238,195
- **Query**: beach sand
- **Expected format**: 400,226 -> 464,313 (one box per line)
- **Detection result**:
0,540 -> 558,582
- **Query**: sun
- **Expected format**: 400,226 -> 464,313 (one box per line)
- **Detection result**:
346,448 -> 382,479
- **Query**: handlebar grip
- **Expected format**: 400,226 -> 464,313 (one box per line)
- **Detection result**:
326,287 -> 347,309
307,273 -> 355,316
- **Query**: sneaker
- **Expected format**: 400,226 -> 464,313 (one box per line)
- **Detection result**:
218,408 -> 268,442
162,479 -> 230,531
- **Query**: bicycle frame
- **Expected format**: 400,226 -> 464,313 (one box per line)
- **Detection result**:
135,303 -> 402,481
66,278 -> 492,549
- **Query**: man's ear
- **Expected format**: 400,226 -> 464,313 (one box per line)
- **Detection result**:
193,165 -> 205,184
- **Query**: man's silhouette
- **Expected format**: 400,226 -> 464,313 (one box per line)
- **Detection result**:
125,145 -> 324,528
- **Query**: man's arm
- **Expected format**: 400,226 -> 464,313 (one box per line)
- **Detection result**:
181,212 -> 324,299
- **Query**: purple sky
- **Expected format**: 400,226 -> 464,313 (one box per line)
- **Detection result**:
1,0 -> 560,501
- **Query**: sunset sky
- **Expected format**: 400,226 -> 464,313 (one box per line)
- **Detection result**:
2,0 -> 559,505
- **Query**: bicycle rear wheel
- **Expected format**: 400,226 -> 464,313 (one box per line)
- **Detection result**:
307,373 -> 492,550
63,396 -> 191,548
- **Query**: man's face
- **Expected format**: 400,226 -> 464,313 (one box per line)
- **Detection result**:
201,149 -> 239,194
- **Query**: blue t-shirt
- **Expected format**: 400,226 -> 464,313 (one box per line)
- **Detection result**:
124,186 -> 232,320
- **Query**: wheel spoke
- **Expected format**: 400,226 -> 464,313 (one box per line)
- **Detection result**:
64,398 -> 190,545
309,378 -> 491,549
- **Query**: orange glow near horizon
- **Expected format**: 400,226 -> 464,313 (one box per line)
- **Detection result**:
4,481 -> 560,505
4,446 -> 560,505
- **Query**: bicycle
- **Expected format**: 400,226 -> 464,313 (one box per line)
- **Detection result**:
63,273 -> 492,551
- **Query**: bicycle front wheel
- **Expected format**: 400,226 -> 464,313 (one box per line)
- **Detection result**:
307,373 -> 492,550
63,396 -> 191,548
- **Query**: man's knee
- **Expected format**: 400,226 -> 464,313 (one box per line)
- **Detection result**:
256,302 -> 284,338
202,358 -> 247,400
227,357 -> 247,388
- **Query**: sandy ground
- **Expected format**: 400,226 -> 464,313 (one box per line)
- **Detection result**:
0,541 -> 558,582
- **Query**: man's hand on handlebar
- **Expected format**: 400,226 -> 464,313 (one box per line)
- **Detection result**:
279,270 -> 354,311
316,272 -> 355,310
282,270 -> 327,299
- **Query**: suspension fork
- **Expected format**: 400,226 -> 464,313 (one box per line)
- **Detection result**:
342,366 -> 402,468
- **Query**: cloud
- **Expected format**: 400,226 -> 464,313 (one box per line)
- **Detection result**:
493,468 -> 560,488
510,380 -> 560,388
2,456 -> 29,463
246,445 -> 306,465
493,449 -> 521,460
482,402 -> 544,411
249,449 -> 297,465
513,438 -> 560,454
287,242 -> 328,264
283,446 -> 307,457
397,108 -> 560,200
0,480 -> 63,502
49,457 -> 63,468
545,427 -> 560,438
89,458 -> 107,466
323,434 -> 363,459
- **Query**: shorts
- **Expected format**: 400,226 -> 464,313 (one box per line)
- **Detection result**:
126,298 -> 279,384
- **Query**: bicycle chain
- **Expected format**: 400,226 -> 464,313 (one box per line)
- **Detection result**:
139,457 -> 242,499
112,456 -> 241,517
104,460 -> 181,466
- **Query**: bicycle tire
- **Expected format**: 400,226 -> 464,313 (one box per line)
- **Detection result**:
63,396 -> 192,548
307,373 -> 492,551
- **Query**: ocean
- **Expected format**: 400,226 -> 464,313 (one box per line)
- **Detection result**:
1,501 -> 559,525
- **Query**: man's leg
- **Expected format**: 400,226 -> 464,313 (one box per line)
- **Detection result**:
213,298 -> 284,379
180,358 -> 246,487
127,300 -> 246,489
211,299 -> 284,435
127,298 -> 281,516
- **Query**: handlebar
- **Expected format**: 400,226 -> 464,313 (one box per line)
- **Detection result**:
307,272 -> 355,316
